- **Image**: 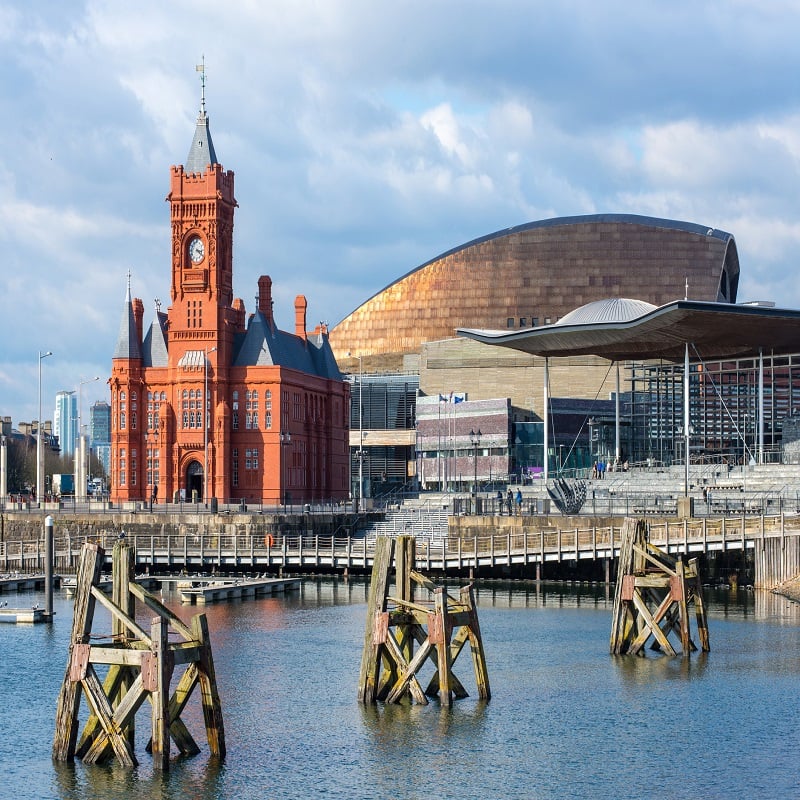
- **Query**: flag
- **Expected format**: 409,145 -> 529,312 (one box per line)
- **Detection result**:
439,394 -> 447,402
453,395 -> 464,404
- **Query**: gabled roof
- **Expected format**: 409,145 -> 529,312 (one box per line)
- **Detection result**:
232,312 -> 342,379
112,285 -> 141,360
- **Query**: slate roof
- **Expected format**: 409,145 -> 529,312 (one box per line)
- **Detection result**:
185,109 -> 218,174
112,285 -> 141,360
142,312 -> 168,368
232,311 -> 342,379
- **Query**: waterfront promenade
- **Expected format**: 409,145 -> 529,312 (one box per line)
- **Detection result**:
2,510 -> 799,588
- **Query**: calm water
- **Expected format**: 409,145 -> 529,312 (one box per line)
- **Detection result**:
2,579 -> 800,800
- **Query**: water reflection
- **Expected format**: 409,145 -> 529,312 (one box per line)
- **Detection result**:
6,577 -> 800,800
52,757 -> 226,800
613,651 -> 710,684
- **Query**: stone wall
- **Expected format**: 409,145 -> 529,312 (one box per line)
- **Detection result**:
0,511 -> 370,544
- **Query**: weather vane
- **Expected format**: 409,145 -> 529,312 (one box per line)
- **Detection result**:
196,55 -> 206,113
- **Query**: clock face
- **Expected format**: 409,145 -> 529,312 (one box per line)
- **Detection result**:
188,237 -> 205,264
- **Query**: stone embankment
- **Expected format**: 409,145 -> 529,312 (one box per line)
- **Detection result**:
0,510 -> 369,543
777,576 -> 800,603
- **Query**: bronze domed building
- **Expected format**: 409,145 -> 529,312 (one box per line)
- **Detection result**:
330,214 -> 744,493
330,214 -> 740,367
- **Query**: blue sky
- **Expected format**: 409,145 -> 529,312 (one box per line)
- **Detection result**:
2,0 -> 800,424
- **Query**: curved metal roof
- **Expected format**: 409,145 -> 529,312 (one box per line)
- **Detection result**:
343,214 -> 735,322
458,300 -> 800,362
557,297 -> 657,326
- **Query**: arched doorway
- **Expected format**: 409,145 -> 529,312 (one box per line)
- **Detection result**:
186,460 -> 204,502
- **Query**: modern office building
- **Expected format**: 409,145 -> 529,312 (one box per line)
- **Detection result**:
53,391 -> 77,457
90,400 -> 111,477
334,216 -> 741,484
346,371 -> 418,498
109,90 -> 350,506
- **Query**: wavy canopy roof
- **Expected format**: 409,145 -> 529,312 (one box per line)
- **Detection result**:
458,300 -> 800,362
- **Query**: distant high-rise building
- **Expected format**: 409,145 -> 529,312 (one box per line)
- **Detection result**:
54,391 -> 77,457
90,400 -> 111,476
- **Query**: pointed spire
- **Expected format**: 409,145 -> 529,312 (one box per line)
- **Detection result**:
113,277 -> 142,360
185,58 -> 218,174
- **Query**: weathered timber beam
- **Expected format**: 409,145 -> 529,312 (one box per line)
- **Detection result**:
150,617 -> 172,770
632,544 -> 678,578
130,582 -> 194,642
90,586 -> 152,646
460,583 -> 491,701
81,672 -> 149,764
75,664 -> 127,759
386,596 -> 432,615
145,664 -> 202,757
53,542 -> 105,762
410,570 -> 437,592
191,614 -> 226,759
383,630 -> 429,704
87,646 -> 146,667
632,575 -> 673,588
358,536 -> 394,704
80,666 -> 138,767
434,589 -> 454,708
424,663 -> 469,700
409,570 -> 462,606
171,642 -> 203,666
629,591 -> 676,656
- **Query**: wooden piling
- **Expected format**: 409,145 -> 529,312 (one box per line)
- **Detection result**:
358,535 -> 490,706
53,540 -> 225,768
610,518 -> 710,657
53,542 -> 105,762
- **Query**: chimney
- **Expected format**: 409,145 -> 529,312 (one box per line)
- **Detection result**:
258,276 -> 273,327
133,298 -> 144,346
294,295 -> 307,341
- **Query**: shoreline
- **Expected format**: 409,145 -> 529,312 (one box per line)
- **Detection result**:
777,576 -> 800,603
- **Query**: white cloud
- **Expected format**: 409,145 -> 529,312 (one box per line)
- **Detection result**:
3,0 -> 800,422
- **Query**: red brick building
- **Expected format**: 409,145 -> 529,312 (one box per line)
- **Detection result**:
110,98 -> 350,506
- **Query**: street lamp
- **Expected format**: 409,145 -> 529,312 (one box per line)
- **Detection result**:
280,430 -> 292,507
77,376 -> 99,500
37,351 -> 53,505
358,355 -> 363,507
0,434 -> 7,503
470,429 -> 482,496
203,346 -> 217,507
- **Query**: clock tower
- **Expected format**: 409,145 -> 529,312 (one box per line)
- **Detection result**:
166,87 -> 238,363
110,72 -> 350,508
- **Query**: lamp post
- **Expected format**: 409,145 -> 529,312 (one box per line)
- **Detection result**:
1,434 -> 7,503
37,351 -> 53,506
77,376 -> 99,501
358,355 -> 364,507
469,429 -> 482,497
280,430 -> 292,507
203,346 -> 217,507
